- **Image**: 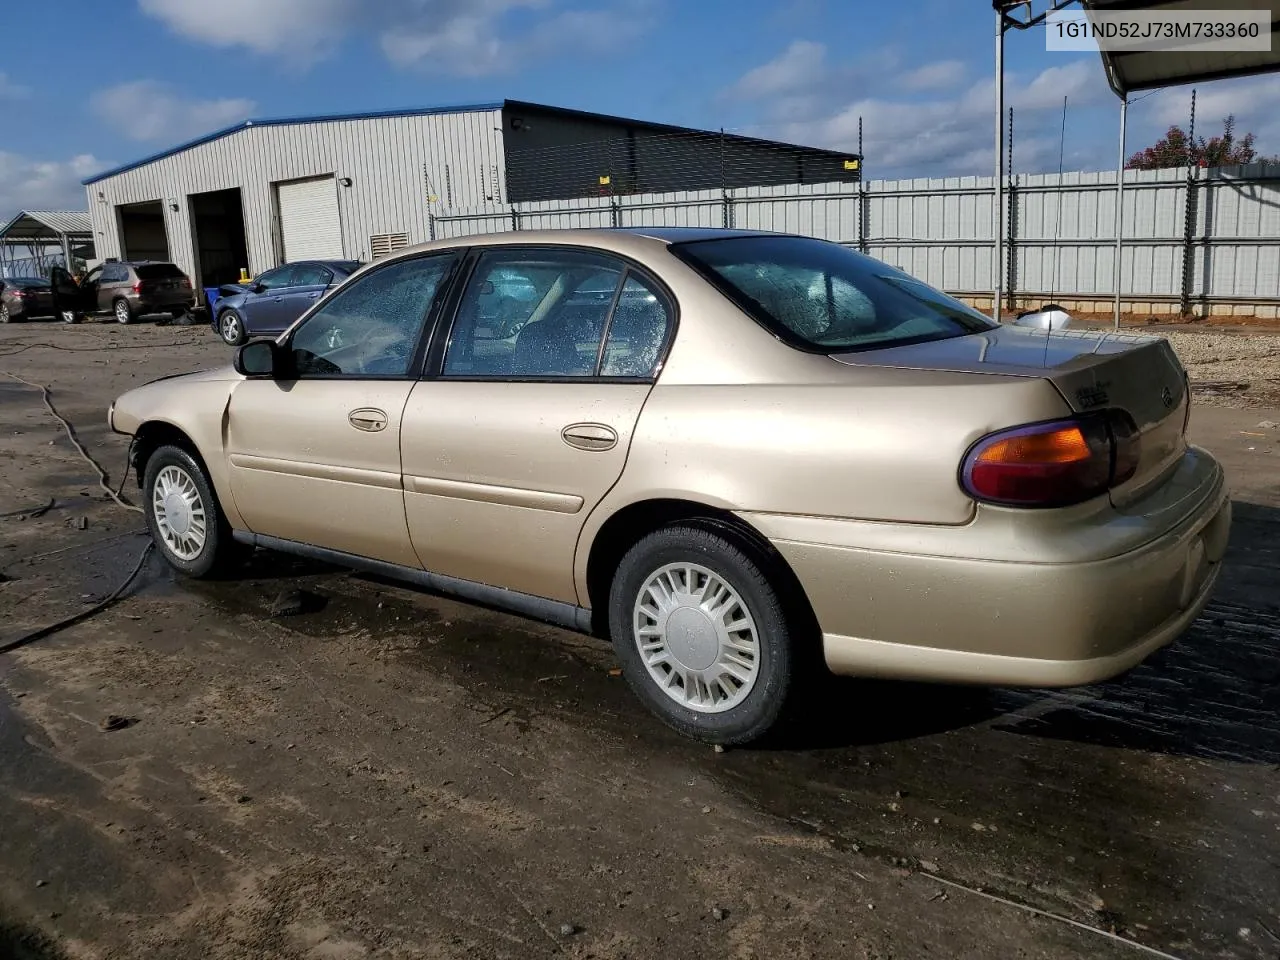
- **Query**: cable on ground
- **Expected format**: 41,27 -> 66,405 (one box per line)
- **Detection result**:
0,542 -> 154,656
3,372 -> 143,514
1,373 -> 153,653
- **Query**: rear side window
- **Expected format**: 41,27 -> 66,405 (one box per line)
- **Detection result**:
442,249 -> 672,379
135,263 -> 184,280
102,263 -> 129,282
673,235 -> 995,353
292,264 -> 333,286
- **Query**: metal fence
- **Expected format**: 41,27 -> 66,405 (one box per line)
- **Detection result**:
430,162 -> 1280,315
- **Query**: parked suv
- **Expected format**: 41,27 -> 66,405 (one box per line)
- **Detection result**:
52,261 -> 195,324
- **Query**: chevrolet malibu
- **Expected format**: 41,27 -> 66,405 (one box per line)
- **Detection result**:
108,228 -> 1230,744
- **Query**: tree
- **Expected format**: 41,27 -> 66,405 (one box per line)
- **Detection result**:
1127,115 -> 1258,169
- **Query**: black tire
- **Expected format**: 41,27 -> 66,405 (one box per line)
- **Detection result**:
217,308 -> 247,346
607,525 -> 794,746
142,444 -> 240,578
0,303 -> 12,323
113,298 -> 134,325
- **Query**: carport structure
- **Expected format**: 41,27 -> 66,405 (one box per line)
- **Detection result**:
991,0 -> 1280,326
0,210 -> 95,277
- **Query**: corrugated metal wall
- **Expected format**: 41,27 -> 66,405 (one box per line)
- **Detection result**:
436,163 -> 1280,306
86,109 -> 505,280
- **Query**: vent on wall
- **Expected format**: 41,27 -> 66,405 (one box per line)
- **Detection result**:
369,233 -> 409,259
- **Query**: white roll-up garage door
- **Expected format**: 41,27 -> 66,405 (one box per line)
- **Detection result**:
276,176 -> 344,261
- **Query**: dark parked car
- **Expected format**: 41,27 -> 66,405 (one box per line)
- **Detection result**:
0,277 -> 56,322
212,260 -> 362,345
51,261 -> 195,324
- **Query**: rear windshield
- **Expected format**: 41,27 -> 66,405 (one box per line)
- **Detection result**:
333,260 -> 362,276
673,235 -> 995,353
135,263 -> 185,280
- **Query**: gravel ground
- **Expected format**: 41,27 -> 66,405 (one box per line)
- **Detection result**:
1158,330 -> 1280,407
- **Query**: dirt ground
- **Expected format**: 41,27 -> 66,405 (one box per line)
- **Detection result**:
1,320 -> 1278,960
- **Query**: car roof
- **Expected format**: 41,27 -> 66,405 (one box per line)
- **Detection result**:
378,227 -> 781,266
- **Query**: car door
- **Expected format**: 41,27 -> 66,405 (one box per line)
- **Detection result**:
277,262 -> 334,325
239,265 -> 299,335
224,251 -> 461,566
97,262 -> 127,312
401,246 -> 675,604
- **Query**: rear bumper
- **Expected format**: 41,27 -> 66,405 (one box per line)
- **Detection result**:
746,448 -> 1231,687
129,292 -> 195,312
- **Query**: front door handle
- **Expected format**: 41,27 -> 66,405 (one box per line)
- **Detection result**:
307,292 -> 320,299
562,422 -> 618,452
348,408 -> 388,432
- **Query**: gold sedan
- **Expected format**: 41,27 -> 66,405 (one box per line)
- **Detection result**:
108,229 -> 1230,744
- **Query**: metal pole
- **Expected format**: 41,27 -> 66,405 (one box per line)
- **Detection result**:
993,9 -> 1004,323
1113,96 -> 1128,331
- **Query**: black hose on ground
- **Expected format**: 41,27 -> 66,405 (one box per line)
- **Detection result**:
0,542 -> 154,656
0,374 -> 154,653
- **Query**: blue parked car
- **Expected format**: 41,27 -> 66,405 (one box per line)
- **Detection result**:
212,259 -> 362,345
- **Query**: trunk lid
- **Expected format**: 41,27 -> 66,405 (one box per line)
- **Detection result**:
830,325 -> 1190,505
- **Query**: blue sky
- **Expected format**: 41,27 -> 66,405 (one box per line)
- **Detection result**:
2,0 -> 1278,221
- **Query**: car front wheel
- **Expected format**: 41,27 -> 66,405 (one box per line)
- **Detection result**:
143,445 -> 238,578
608,525 -> 794,745
218,309 -> 246,345
0,304 -> 11,323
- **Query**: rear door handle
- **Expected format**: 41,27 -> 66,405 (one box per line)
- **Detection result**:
349,408 -> 388,432
561,423 -> 618,451
307,292 -> 320,299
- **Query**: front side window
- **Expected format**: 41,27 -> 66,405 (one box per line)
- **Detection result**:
257,266 -> 297,291
443,249 -> 626,378
289,253 -> 455,378
673,235 -> 995,353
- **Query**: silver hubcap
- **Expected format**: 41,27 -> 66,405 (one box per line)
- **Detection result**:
222,313 -> 240,342
115,301 -> 129,322
633,562 -> 761,714
1,305 -> 9,320
152,465 -> 207,560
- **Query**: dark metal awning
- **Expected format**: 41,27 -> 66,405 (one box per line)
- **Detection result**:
1081,0 -> 1280,95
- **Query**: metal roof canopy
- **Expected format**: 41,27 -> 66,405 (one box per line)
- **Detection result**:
0,210 -> 92,242
1084,0 -> 1280,95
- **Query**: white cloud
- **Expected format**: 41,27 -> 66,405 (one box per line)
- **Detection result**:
727,40 -> 829,100
901,60 -> 966,93
91,81 -> 255,142
138,0 -> 355,60
1143,76 -> 1280,154
730,43 -> 1112,176
0,153 -> 102,224
0,72 -> 31,100
138,0 -> 651,74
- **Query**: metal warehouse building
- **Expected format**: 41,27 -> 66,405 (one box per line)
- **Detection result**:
82,100 -> 860,295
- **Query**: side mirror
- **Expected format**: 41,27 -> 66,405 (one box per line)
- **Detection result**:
1011,303 -> 1072,331
234,339 -> 279,377
250,282 -> 266,294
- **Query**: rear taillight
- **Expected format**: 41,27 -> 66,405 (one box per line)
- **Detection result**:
132,281 -> 143,294
961,412 -> 1140,508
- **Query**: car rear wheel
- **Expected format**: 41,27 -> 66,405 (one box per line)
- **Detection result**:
143,445 -> 239,578
113,298 -> 133,325
218,309 -> 246,345
607,525 -> 794,745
